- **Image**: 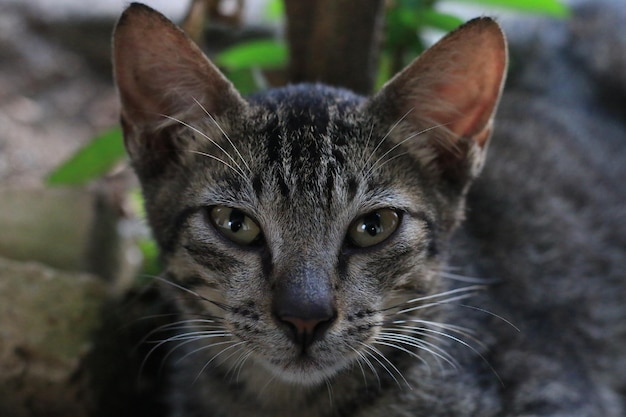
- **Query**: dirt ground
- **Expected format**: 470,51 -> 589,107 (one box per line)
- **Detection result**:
0,2 -> 120,187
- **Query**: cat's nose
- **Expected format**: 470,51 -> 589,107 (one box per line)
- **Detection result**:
272,269 -> 337,350
275,308 -> 336,349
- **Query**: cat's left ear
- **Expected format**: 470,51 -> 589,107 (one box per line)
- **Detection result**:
112,3 -> 247,167
366,17 -> 507,186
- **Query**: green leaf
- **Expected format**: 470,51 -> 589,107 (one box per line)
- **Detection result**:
46,126 -> 126,186
138,236 -> 161,276
421,9 -> 464,32
226,68 -> 261,95
215,40 -> 287,71
265,0 -> 284,21
447,0 -> 570,18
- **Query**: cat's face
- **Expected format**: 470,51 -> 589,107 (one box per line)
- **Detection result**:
113,4 -> 506,385
136,87 -> 445,384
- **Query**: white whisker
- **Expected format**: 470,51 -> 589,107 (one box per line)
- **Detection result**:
383,285 -> 485,313
440,271 -> 500,284
457,304 -> 520,332
365,151 -> 409,177
361,109 -> 413,176
365,122 -> 448,180
192,97 -> 251,175
394,293 -> 478,315
152,275 -> 230,312
324,378 -> 334,408
232,347 -> 256,384
373,339 -> 430,375
358,342 -> 409,389
349,345 -> 380,389
378,330 -> 459,370
160,113 -> 247,178
193,340 -> 248,384
188,150 -> 249,182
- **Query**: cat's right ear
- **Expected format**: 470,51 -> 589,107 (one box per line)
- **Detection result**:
112,3 -> 246,168
365,17 -> 507,189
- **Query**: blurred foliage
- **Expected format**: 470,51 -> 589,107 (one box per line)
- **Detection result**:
47,0 -> 569,276
380,0 -> 568,82
46,127 -> 125,186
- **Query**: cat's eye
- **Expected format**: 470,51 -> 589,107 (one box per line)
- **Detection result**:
209,206 -> 262,246
347,209 -> 400,248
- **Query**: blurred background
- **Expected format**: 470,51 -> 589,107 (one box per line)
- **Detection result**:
0,0 -> 574,188
1,0 -> 624,416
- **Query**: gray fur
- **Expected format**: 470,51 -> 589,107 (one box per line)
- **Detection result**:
113,2 -> 626,417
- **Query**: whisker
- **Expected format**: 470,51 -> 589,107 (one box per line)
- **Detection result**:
178,339 -> 236,365
395,325 -> 487,358
402,326 -> 503,386
383,285 -> 485,313
392,293 -> 479,315
160,113 -> 247,177
192,97 -> 251,175
142,331 -> 232,378
152,275 -> 233,312
232,347 -> 256,384
324,378 -> 334,408
391,319 -> 477,339
457,304 -> 520,332
364,151 -> 409,177
137,322 -> 225,351
349,345 -> 380,389
360,121 -> 376,166
188,150 -> 249,182
365,122 -> 449,180
258,370 -> 279,398
440,271 -> 500,285
153,329 -> 231,343
144,318 -> 221,334
358,342 -> 409,389
361,109 -> 413,177
217,343 -> 253,383
193,341 -> 248,384
139,329 -> 218,379
378,330 -> 459,371
372,339 -> 431,375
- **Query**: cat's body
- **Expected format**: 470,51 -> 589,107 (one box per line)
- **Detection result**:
111,3 -> 626,417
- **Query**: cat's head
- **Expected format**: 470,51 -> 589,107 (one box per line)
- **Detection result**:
113,3 -> 506,386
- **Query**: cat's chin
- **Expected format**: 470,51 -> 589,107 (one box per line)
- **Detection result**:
256,353 -> 352,386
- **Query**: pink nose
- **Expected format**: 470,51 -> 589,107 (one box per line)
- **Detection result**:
276,314 -> 335,349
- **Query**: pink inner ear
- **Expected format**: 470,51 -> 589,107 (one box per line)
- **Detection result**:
386,18 -> 507,150
425,47 -> 506,148
429,82 -> 498,147
113,4 -> 246,132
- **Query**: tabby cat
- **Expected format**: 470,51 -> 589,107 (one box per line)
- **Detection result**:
112,3 -> 625,417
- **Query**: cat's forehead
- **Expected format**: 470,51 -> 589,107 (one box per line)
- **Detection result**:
246,84 -> 365,143
197,85 -> 425,216
242,86 -> 370,200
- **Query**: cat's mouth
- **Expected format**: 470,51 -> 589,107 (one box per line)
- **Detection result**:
260,349 -> 353,386
234,322 -> 356,385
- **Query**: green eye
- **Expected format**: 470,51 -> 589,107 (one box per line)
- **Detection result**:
209,206 -> 262,246
348,209 -> 400,248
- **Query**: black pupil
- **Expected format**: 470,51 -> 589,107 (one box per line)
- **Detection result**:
229,210 -> 245,233
362,212 -> 382,236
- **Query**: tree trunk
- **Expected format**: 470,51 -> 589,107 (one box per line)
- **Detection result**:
284,0 -> 385,95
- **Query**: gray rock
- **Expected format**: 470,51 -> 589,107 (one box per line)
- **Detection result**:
0,185 -> 143,283
0,256 -> 108,417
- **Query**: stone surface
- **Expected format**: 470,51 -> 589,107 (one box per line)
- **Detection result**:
0,187 -> 95,271
0,185 -> 142,283
0,257 -> 108,417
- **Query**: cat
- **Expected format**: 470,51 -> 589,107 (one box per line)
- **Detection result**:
111,3 -> 626,417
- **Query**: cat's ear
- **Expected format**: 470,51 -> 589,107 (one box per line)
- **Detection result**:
112,3 -> 246,166
366,17 -> 507,186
